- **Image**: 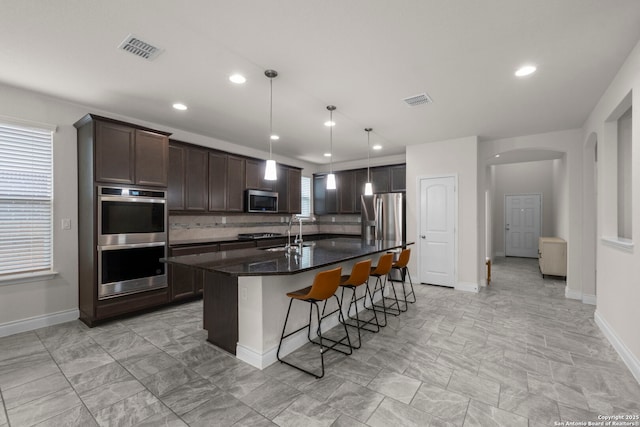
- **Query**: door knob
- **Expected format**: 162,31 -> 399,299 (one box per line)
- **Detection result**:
421,235 -> 426,239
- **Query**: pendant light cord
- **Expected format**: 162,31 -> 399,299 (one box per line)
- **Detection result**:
269,77 -> 273,159
329,108 -> 333,173
366,129 -> 371,181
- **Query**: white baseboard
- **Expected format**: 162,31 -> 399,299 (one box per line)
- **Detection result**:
594,310 -> 640,385
565,286 -> 582,300
495,252 -> 505,257
455,281 -> 479,293
236,310 -> 343,369
0,309 -> 79,338
236,290 -> 383,369
479,279 -> 487,287
582,294 -> 597,305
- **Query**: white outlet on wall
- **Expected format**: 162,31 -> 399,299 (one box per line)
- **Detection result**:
61,218 -> 71,230
332,217 -> 336,222
221,216 -> 227,224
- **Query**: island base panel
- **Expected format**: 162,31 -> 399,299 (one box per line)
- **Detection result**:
204,272 -> 238,354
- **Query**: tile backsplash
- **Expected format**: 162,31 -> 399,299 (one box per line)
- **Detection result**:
169,214 -> 361,242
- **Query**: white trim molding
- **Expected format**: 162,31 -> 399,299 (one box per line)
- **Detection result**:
594,310 -> 640,385
0,309 -> 79,338
582,294 -> 597,305
565,286 -> 582,300
455,281 -> 479,293
601,237 -> 634,253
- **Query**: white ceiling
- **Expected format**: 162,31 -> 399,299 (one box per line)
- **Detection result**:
2,1 -> 640,165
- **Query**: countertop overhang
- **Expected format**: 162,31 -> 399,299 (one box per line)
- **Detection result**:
163,238 -> 412,277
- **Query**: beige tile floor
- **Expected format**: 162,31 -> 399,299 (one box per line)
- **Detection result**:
1,257 -> 639,426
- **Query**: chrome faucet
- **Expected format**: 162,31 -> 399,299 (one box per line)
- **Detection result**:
294,215 -> 304,247
285,215 -> 298,253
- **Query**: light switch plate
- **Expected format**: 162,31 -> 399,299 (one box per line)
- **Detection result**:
61,218 -> 71,230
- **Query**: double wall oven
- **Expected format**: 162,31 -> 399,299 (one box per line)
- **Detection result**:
98,186 -> 167,299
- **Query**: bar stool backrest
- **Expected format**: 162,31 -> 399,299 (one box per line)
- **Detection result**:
394,248 -> 411,268
372,253 -> 394,276
306,267 -> 343,301
342,259 -> 372,286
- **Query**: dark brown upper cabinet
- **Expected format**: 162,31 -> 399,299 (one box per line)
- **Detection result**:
89,117 -> 169,187
169,142 -> 209,212
208,152 -> 228,212
208,152 -> 245,212
245,159 -> 274,191
371,167 -> 390,194
389,165 -> 406,192
338,170 -> 356,214
226,155 -> 245,212
354,169 -> 369,213
313,164 -> 405,215
274,164 -> 289,213
168,143 -> 186,210
313,174 -> 338,215
288,168 -> 302,214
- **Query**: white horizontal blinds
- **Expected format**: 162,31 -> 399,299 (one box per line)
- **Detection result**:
301,176 -> 311,217
0,123 -> 53,276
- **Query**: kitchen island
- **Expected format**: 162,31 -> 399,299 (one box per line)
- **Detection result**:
163,238 -> 410,368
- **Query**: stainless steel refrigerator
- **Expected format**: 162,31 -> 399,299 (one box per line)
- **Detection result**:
361,192 -> 406,242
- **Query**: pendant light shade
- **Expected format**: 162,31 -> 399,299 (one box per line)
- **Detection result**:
264,159 -> 277,180
326,173 -> 336,190
364,128 -> 373,195
326,105 -> 337,190
364,182 -> 373,196
264,69 -> 278,181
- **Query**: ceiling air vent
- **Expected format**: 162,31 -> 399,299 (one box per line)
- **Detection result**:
118,34 -> 163,61
403,92 -> 433,107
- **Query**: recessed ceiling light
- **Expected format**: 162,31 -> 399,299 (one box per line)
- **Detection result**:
229,74 -> 246,84
324,153 -> 332,157
372,144 -> 382,150
515,65 -> 536,77
324,121 -> 335,127
270,134 -> 279,140
172,103 -> 187,111
495,154 -> 500,158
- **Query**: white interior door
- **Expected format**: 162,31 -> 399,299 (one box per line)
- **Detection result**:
505,194 -> 541,258
419,176 -> 455,287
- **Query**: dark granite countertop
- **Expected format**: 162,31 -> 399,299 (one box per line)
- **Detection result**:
163,238 -> 410,277
168,233 -> 360,247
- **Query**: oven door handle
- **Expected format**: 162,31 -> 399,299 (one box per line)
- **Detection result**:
99,195 -> 166,204
98,241 -> 166,251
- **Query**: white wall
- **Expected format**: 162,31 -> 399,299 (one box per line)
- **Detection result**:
406,136 -> 479,290
582,38 -> 640,382
491,160 -> 556,256
0,82 -> 313,333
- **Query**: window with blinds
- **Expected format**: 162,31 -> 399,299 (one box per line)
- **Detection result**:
0,122 -> 53,277
301,176 -> 311,217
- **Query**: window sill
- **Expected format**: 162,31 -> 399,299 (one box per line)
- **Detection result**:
601,237 -> 634,253
0,271 -> 59,286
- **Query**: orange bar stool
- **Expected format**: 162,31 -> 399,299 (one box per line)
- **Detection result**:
367,253 -> 395,326
389,248 -> 416,311
337,259 -> 380,349
276,267 -> 352,379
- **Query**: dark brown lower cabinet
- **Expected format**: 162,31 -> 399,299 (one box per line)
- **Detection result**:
168,244 -> 219,301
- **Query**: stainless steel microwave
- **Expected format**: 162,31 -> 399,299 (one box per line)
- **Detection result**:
246,189 -> 278,213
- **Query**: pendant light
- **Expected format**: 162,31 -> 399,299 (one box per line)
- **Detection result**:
364,128 -> 373,196
326,105 -> 337,190
264,69 -> 278,181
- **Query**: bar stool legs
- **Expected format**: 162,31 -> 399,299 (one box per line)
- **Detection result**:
339,280 -> 380,348
276,267 -> 352,379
